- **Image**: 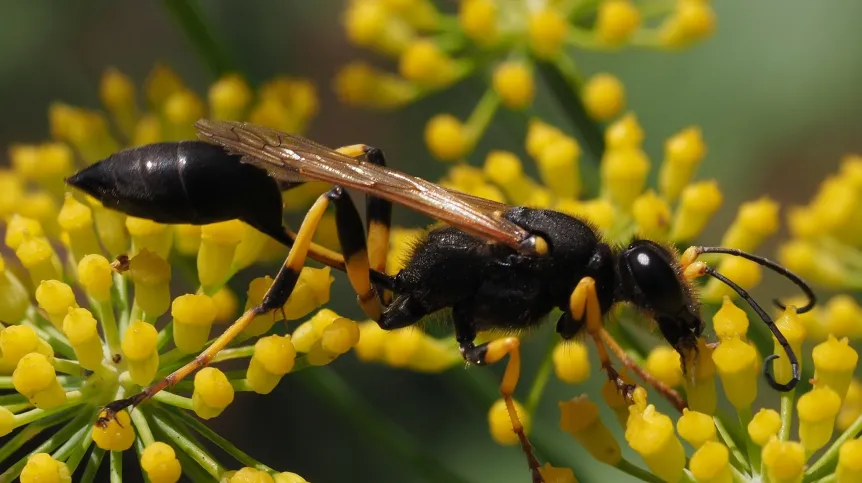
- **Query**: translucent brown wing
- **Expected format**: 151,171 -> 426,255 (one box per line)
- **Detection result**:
195,119 -> 532,251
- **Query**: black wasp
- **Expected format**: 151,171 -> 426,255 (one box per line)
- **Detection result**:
67,119 -> 815,483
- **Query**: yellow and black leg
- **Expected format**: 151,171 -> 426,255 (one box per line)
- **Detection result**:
454,308 -> 543,483
98,189 -> 341,425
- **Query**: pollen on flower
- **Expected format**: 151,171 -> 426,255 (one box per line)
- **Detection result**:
141,442 -> 182,483
192,367 -> 235,419
552,341 -> 590,384
488,398 -> 529,446
596,0 -> 641,46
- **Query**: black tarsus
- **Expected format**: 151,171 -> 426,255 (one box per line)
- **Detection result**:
703,266 -> 800,392
696,246 -> 816,314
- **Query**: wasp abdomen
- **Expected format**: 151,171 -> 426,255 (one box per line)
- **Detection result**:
67,141 -> 287,237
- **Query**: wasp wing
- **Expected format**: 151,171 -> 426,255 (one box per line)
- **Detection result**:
195,119 -> 531,251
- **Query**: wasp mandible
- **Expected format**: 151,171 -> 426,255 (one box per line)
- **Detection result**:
67,119 -> 815,483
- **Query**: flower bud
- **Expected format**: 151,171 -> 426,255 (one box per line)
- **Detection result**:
425,114 -> 468,161
129,249 -> 172,316
582,73 -> 625,121
247,334 -> 297,394
601,147 -> 650,211
291,309 -> 341,353
712,297 -> 749,340
0,325 -> 52,372
528,8 -> 568,59
0,170 -> 24,218
213,286 -> 239,324
596,0 -> 640,45
552,341 -> 590,384
537,137 -> 580,199
227,468 -> 275,483
77,254 -> 114,303
209,74 -> 252,121
382,328 -> 422,367
683,338 -> 717,415
601,370 -> 635,428
670,181 -> 723,242
92,409 -> 135,450
127,216 -> 173,259
173,224 -> 201,256
273,473 -> 308,483
492,61 -> 534,110
484,151 -> 542,205
797,386 -> 841,452
645,345 -> 682,387
321,318 -> 361,355
399,40 -> 455,89
100,67 -> 138,138
163,90 -> 204,141
677,409 -> 716,449
122,320 -> 159,386
813,335 -> 858,401
660,126 -> 706,202
0,405 -> 15,436
538,464 -> 576,483
57,194 -> 102,262
63,308 -> 104,371
605,112 -> 644,149
459,0 -> 498,46
702,258 -> 762,303
86,196 -> 129,256
488,398 -> 529,446
282,267 -> 334,321
20,453 -> 71,483
13,353 -> 66,409
772,306 -> 806,387
748,409 -> 781,446
559,396 -> 621,464
141,441 -> 182,483
198,220 -> 245,289
720,197 -> 779,252
35,280 -> 78,330
762,439 -> 804,483
232,223 -> 269,270
689,442 -> 731,483
838,439 -> 862,483
17,234 -> 62,285
838,379 -> 862,431
172,294 -> 217,353
5,214 -> 43,250
193,367 -> 235,419
354,321 -> 387,362
823,295 -> 862,340
625,389 -> 685,483
712,337 -> 758,409
632,191 -> 670,239
0,256 -> 31,324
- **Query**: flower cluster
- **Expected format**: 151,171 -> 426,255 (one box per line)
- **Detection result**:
335,0 -> 716,163
0,66 -> 338,482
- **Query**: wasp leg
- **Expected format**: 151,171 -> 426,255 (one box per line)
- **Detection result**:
97,191 -> 335,427
326,185 -> 384,320
455,309 -> 544,483
569,277 -> 637,402
599,329 -> 687,412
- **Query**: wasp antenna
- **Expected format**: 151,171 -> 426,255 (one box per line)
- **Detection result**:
696,246 -> 816,314
703,266 -> 800,392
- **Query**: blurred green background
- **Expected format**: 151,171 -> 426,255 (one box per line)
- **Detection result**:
1,1 -> 861,482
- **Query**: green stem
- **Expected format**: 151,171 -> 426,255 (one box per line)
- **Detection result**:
51,420 -> 92,461
80,447 -> 106,483
0,409 -> 76,467
713,415 -> 751,474
0,411 -> 90,482
63,425 -> 94,473
157,320 -> 174,350
110,450 -> 123,483
730,465 -> 748,483
152,391 -> 194,411
211,345 -> 255,362
298,367 -> 473,483
162,0 -> 235,78
131,406 -> 156,446
149,409 -> 224,479
14,395 -> 83,427
525,331 -> 557,417
614,458 -> 665,483
805,408 -> 862,480
53,358 -> 81,375
535,56 -> 605,167
170,408 -> 274,472
464,88 -> 500,147
0,375 -> 75,389
96,297 -> 122,357
24,319 -> 75,359
779,389 -> 796,441
737,407 -> 760,475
